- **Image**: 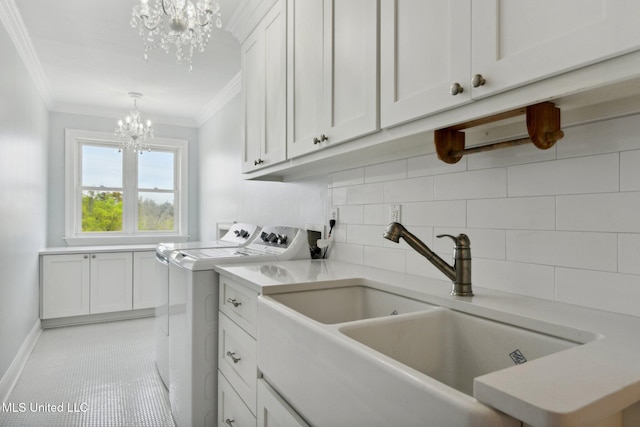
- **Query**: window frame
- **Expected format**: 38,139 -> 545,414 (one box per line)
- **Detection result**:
64,129 -> 189,246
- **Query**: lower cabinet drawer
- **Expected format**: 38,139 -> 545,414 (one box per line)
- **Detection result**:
257,379 -> 309,427
219,312 -> 258,413
219,373 -> 256,427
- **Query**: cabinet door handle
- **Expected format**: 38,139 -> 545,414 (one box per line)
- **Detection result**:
225,418 -> 235,426
227,298 -> 242,307
226,351 -> 241,363
320,134 -> 328,142
254,158 -> 264,166
84,255 -> 89,259
92,255 -> 96,259
450,82 -> 464,96
471,74 -> 486,87
313,136 -> 321,144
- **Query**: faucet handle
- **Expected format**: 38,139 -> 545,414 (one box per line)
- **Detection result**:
436,234 -> 470,248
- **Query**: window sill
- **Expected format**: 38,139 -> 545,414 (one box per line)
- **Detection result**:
63,235 -> 190,247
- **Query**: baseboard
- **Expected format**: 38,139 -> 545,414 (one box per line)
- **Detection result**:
0,318 -> 42,403
41,308 -> 155,329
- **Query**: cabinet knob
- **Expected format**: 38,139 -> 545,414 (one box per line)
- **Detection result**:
92,255 -> 96,259
84,255 -> 89,259
225,419 -> 235,427
471,74 -> 486,88
226,351 -> 241,364
227,298 -> 242,307
313,134 -> 329,144
450,83 -> 464,96
254,158 -> 264,166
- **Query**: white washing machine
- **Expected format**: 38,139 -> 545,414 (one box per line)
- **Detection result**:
154,223 -> 260,389
168,225 -> 309,427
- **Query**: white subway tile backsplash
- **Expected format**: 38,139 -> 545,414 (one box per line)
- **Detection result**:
619,234 -> 640,274
555,268 -> 640,317
435,168 -> 507,200
363,204 -> 389,225
346,224 -> 385,247
363,246 -> 406,273
620,150 -> 640,192
330,168 -> 364,188
557,192 -> 640,232
336,205 -> 364,225
330,242 -> 364,265
506,230 -> 618,272
327,113 -> 640,317
507,153 -> 619,197
468,197 -> 555,230
467,142 -> 556,170
403,201 -> 466,227
473,258 -> 555,300
346,183 -> 384,204
408,153 -> 467,177
332,186 -> 348,206
383,176 -> 434,203
365,160 -> 407,183
557,115 -> 640,159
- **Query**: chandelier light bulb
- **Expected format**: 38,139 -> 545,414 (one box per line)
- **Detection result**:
114,92 -> 153,154
131,0 -> 222,71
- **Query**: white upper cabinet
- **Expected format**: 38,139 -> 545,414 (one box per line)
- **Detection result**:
242,0 -> 287,172
287,0 -> 378,159
380,0 -> 471,128
381,0 -> 640,129
471,0 -> 640,98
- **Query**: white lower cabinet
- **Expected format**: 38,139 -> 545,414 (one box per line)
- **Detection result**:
218,275 -> 260,426
89,252 -> 133,314
217,274 -> 309,427
257,380 -> 309,427
133,251 -> 157,309
41,250 -> 155,319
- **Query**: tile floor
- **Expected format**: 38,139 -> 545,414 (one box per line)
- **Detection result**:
0,317 -> 175,427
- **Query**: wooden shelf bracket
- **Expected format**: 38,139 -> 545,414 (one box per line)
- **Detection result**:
434,101 -> 565,164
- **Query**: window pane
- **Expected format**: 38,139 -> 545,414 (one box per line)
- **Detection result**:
138,151 -> 174,190
138,192 -> 174,231
82,190 -> 123,232
82,145 -> 122,188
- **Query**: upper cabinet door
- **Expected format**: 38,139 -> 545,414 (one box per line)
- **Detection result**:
241,0 -> 287,173
287,0 -> 378,159
322,0 -> 378,143
287,0 -> 325,158
471,0 -> 640,98
380,0 -> 471,128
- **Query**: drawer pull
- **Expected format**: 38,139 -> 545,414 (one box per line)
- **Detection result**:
227,298 -> 242,307
225,418 -> 235,426
226,351 -> 241,363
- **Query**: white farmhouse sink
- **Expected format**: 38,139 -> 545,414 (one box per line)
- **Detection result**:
268,284 -> 433,323
340,308 -> 579,396
258,280 -> 598,426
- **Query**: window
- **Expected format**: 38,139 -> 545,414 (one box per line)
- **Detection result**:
65,129 -> 188,245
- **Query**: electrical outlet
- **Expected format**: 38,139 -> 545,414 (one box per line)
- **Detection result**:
330,208 -> 338,222
389,205 -> 401,223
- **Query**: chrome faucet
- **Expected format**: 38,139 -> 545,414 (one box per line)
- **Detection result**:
383,222 -> 473,296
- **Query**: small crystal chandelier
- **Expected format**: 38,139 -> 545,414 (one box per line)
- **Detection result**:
130,0 -> 222,71
114,92 -> 153,153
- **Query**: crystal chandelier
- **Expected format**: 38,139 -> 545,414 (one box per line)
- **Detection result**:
130,0 -> 222,71
114,93 -> 153,153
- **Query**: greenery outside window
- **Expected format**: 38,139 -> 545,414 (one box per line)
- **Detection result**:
65,129 -> 188,245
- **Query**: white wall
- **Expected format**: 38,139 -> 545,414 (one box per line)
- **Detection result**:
198,93 -> 327,240
328,114 -> 640,317
46,113 -> 200,246
0,23 -> 49,382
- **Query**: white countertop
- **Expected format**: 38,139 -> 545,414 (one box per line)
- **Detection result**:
39,244 -> 157,255
214,259 -> 640,426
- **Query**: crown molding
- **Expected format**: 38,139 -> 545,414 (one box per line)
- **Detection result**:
195,70 -> 242,127
0,0 -> 53,109
227,0 -> 278,44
